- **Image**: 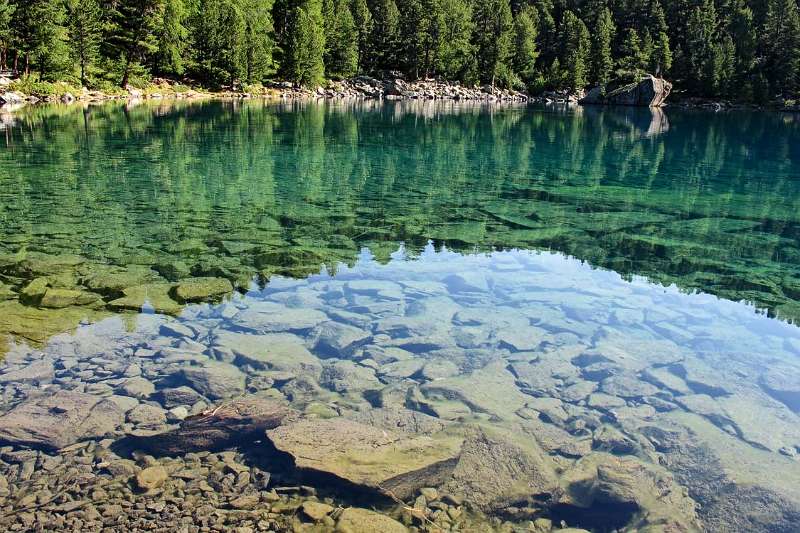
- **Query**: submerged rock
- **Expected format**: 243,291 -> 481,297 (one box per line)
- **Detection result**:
214,330 -> 322,377
170,277 -> 233,303
121,397 -> 293,455
179,361 -> 246,400
267,417 -> 464,499
337,507 -> 408,533
0,390 -> 125,450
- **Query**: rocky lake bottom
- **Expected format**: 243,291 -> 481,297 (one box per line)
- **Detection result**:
0,100 -> 799,532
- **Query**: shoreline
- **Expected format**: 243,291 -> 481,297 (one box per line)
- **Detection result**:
1,77 -> 798,113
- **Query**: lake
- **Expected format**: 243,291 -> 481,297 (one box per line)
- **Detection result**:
0,99 -> 798,532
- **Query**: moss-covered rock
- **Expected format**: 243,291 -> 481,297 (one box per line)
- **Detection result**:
170,277 -> 233,303
108,283 -> 181,315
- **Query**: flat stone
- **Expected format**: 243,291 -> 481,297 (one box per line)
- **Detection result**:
421,360 -> 529,420
108,283 -> 181,315
320,360 -> 382,393
160,322 -> 195,338
180,361 -> 246,399
302,500 -> 334,521
337,507 -> 407,533
119,376 -> 156,399
171,277 -> 233,303
136,465 -> 168,491
39,288 -> 101,308
267,417 -> 463,500
214,330 -> 321,377
600,374 -> 659,398
159,386 -> 205,408
760,365 -> 800,412
378,359 -> 424,379
127,404 -> 167,427
0,390 -> 125,450
312,321 -> 371,356
0,360 -> 55,384
234,302 -> 328,333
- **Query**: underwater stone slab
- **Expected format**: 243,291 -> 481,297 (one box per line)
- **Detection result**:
0,390 -> 126,450
108,283 -> 182,315
421,360 -> 529,420
336,508 -> 408,533
39,288 -> 101,308
320,360 -> 382,393
170,277 -> 233,303
179,361 -> 246,400
233,302 -> 328,333
311,320 -> 371,356
0,360 -> 55,384
267,417 -> 464,499
759,365 -> 800,413
213,330 -> 322,377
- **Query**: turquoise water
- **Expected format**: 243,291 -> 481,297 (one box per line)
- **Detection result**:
0,100 -> 799,531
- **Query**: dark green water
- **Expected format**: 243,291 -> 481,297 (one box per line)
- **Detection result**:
2,100 -> 800,320
1,100 -> 800,532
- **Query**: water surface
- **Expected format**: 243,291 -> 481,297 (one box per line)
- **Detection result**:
0,100 -> 799,532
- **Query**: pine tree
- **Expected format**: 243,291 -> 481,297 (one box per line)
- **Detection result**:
560,10 -> 590,90
350,0 -> 372,71
511,5 -> 538,83
591,6 -> 614,85
0,0 -> 14,70
369,0 -> 400,72
324,0 -> 358,77
12,0 -> 70,78
241,0 -> 276,83
106,0 -> 164,86
66,0 -> 103,85
649,0 -> 672,75
764,0 -> 800,95
189,0 -> 245,85
289,0 -> 326,86
472,0 -> 513,86
685,0 -> 719,95
436,0 -> 474,80
618,28 -> 644,74
155,0 -> 188,76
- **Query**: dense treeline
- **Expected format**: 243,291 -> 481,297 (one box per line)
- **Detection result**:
0,0 -> 798,100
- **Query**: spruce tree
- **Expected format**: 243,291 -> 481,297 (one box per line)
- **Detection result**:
436,0 -> 474,80
472,0 -> 513,86
685,0 -> 719,95
241,0 -> 276,83
66,0 -> 102,86
324,0 -> 358,77
561,10 -> 590,90
0,0 -> 14,70
369,0 -> 399,72
350,0 -> 372,71
764,0 -> 800,95
289,0 -> 326,86
106,0 -> 163,86
512,5 -> 538,83
155,0 -> 188,76
12,0 -> 70,78
591,7 -> 614,85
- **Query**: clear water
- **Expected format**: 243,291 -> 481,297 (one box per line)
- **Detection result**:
1,100 -> 800,531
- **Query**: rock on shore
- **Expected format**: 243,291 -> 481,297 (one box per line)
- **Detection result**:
580,75 -> 672,107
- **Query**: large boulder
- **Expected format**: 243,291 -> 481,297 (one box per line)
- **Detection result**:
267,417 -> 464,499
0,390 -> 126,450
579,75 -> 672,107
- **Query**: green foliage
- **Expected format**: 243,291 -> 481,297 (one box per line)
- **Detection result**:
65,0 -> 102,85
289,0 -> 326,86
436,0 -> 474,80
368,0 -> 400,72
512,6 -> 539,83
9,76 -> 80,97
560,10 -> 590,89
591,7 -> 614,85
472,0 -> 513,86
0,0 -> 795,100
324,0 -> 358,77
